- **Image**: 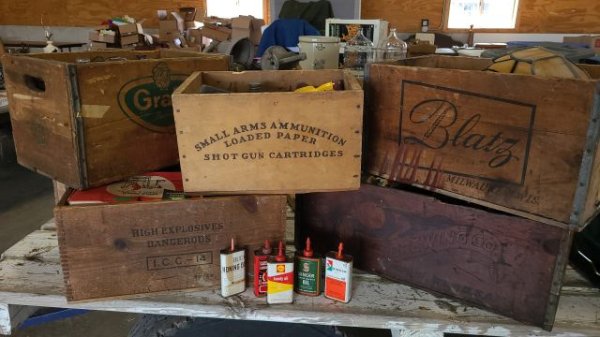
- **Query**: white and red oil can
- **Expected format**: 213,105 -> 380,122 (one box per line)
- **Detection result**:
324,242 -> 353,303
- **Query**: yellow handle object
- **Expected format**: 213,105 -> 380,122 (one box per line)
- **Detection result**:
294,81 -> 335,93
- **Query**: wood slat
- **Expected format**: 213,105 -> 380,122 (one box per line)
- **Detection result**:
0,228 -> 598,336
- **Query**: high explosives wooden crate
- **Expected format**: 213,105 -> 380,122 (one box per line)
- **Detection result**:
296,183 -> 573,329
365,56 -> 600,229
55,193 -> 286,301
2,50 -> 230,189
172,70 -> 363,194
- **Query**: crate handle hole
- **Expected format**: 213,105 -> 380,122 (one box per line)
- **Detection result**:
24,75 -> 46,92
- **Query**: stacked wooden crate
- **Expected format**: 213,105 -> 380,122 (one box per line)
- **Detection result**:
297,55 -> 600,330
2,50 -> 365,301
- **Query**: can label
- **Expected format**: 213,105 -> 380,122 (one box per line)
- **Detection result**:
267,262 -> 294,304
253,254 -> 269,297
220,250 -> 245,297
325,257 -> 352,302
295,258 -> 320,295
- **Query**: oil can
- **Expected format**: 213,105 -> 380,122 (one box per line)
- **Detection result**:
324,242 -> 353,303
253,240 -> 273,297
267,241 -> 294,304
295,237 -> 321,296
220,238 -> 246,297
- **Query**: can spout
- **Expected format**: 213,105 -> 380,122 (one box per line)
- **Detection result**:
303,237 -> 314,257
336,242 -> 344,259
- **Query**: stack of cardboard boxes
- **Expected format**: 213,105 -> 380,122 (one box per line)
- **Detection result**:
89,20 -> 141,49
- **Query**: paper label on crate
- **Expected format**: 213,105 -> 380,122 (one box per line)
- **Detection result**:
118,62 -> 188,133
400,80 -> 535,185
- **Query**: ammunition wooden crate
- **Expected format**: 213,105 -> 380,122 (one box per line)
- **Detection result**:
296,183 -> 573,329
2,50 -> 230,189
55,193 -> 286,301
172,70 -> 363,194
365,56 -> 600,229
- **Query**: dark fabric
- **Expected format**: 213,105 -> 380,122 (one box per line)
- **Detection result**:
257,19 -> 320,56
278,0 -> 334,35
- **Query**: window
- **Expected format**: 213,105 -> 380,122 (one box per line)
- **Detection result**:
447,0 -> 519,29
206,0 -> 264,19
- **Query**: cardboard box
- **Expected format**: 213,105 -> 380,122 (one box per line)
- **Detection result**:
2,50 -> 230,189
200,25 -> 232,42
231,16 -> 264,45
56,193 -> 286,301
119,34 -> 139,46
563,35 -> 600,54
365,56 -> 600,229
159,12 -> 184,42
89,41 -> 108,50
172,70 -> 363,194
114,22 -> 138,35
89,31 -> 116,44
297,183 -> 572,329
187,29 -> 204,47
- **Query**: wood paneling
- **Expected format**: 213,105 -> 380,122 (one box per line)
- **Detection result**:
361,0 -> 600,33
0,0 -> 597,33
0,0 -> 206,28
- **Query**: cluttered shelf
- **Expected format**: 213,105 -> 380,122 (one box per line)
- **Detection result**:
0,220 -> 598,337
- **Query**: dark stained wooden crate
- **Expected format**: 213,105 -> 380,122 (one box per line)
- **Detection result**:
2,50 -> 229,189
296,183 -> 572,330
365,56 -> 600,229
56,193 -> 286,301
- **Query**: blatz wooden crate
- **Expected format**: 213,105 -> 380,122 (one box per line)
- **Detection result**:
2,50 -> 230,189
172,70 -> 363,194
296,183 -> 573,329
365,56 -> 600,229
55,193 -> 286,301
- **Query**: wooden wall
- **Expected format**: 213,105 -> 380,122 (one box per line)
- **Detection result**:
0,0 -> 598,34
362,0 -> 600,33
0,0 -> 206,27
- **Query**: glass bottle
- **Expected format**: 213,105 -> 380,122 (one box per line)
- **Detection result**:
379,28 -> 407,61
343,28 -> 374,78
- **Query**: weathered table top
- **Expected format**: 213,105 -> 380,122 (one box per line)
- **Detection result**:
0,221 -> 598,337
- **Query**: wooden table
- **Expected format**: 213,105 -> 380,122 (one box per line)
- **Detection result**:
2,40 -> 86,52
0,219 -> 598,336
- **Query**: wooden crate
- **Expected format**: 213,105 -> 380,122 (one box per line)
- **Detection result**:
2,50 -> 230,189
296,183 -> 573,329
365,56 -> 600,229
172,70 -> 363,194
55,192 -> 286,301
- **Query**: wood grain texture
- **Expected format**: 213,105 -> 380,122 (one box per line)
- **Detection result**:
0,0 -> 205,28
0,228 -> 598,336
3,51 -> 229,189
172,70 -> 363,194
360,0 -> 600,33
2,54 -> 81,187
365,57 -> 600,228
1,0 -> 596,33
55,195 -> 286,301
296,184 -> 572,329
